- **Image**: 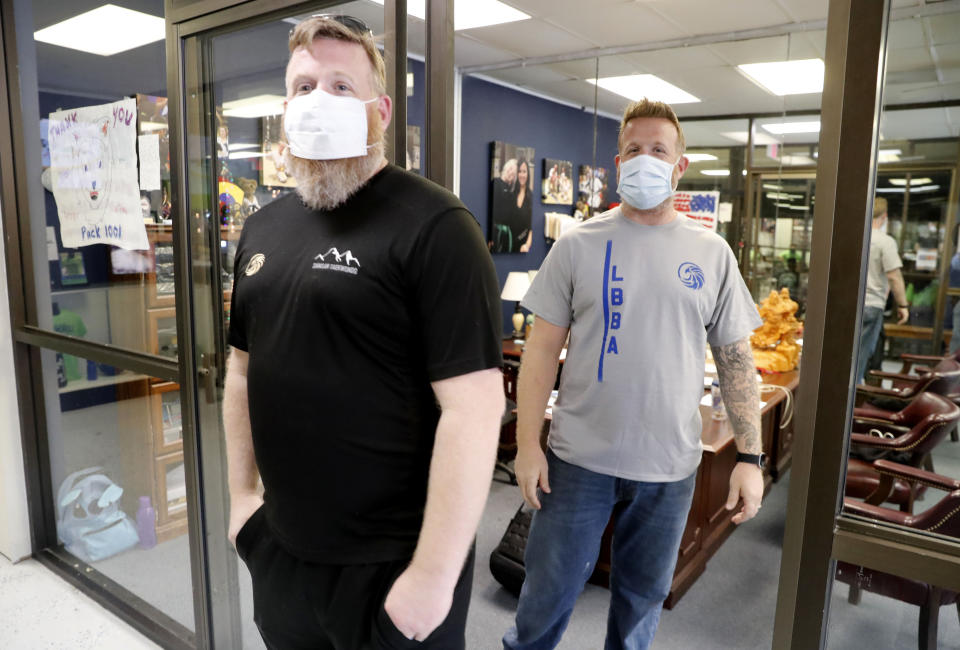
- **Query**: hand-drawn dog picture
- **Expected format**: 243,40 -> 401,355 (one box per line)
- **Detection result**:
48,98 -> 149,250
74,119 -> 112,213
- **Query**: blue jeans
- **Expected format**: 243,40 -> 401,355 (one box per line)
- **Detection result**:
503,450 -> 697,650
857,306 -> 885,383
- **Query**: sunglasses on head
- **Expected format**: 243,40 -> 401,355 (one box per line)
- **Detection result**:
293,14 -> 373,37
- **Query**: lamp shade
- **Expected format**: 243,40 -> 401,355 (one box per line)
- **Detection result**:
501,271 -> 532,302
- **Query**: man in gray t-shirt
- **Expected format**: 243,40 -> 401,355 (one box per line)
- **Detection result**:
504,99 -> 764,650
856,197 -> 908,383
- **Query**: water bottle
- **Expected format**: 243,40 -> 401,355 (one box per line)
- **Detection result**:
711,379 -> 726,421
136,496 -> 158,549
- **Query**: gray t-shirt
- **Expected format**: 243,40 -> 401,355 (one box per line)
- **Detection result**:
865,229 -> 902,309
522,208 -> 762,481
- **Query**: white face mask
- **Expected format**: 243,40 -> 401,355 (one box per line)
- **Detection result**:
284,89 -> 378,160
617,154 -> 680,211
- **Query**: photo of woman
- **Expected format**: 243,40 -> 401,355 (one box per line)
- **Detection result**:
490,141 -> 536,253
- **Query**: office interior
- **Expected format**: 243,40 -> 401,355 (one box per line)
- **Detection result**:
0,0 -> 959,648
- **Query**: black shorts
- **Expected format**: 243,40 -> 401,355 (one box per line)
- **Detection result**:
236,506 -> 475,650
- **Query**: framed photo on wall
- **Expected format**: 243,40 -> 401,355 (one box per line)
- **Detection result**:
406,125 -> 421,172
542,158 -> 573,205
489,140 -> 536,253
578,164 -> 610,213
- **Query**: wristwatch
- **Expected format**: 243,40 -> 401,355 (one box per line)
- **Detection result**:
735,452 -> 766,469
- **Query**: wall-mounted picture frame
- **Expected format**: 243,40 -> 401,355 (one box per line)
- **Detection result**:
542,158 -> 573,205
489,140 -> 536,253
578,164 -> 610,213
406,125 -> 421,172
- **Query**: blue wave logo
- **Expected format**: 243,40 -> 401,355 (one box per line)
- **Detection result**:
678,262 -> 704,290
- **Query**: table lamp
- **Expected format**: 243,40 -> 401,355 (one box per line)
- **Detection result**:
501,271 -> 532,339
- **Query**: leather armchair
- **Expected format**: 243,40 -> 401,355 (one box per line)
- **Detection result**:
860,358 -> 960,402
846,393 -> 960,512
858,359 -> 960,443
895,349 -> 960,376
837,460 -> 960,650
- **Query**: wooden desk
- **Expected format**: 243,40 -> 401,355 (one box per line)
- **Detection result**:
559,369 -> 799,608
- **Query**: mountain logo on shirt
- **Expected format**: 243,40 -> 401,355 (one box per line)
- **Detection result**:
312,247 -> 362,275
244,253 -> 265,276
678,262 -> 704,290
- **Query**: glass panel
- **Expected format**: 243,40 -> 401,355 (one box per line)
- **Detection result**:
826,569 -> 960,648
844,5 -> 960,554
406,6 -> 425,174
751,116 -> 820,169
17,1 -> 176,357
745,173 -> 815,317
676,118 -> 750,245
195,5 -> 363,648
42,348 -> 194,632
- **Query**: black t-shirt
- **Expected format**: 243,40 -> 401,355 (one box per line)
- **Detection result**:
229,164 -> 502,564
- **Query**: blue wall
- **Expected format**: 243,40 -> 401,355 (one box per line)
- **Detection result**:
458,76 -> 620,335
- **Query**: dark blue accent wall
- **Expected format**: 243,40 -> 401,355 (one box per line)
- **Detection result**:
458,76 -> 620,335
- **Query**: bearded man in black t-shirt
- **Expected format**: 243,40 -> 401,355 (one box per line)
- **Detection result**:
223,15 -> 504,650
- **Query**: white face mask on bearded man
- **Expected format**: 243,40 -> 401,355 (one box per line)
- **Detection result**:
282,89 -> 386,211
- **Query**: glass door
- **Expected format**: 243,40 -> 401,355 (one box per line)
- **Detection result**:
746,172 -> 815,319
174,2 -> 399,647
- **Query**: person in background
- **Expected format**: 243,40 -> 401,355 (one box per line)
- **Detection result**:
857,196 -> 909,383
223,15 -> 503,649
504,98 -> 764,650
949,225 -> 960,354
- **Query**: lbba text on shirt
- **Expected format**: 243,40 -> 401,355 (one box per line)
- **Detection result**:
48,98 -> 149,250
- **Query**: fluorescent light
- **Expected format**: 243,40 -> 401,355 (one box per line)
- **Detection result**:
774,203 -> 810,211
763,183 -> 783,190
876,185 -> 940,194
222,94 -> 286,118
34,5 -> 164,56
780,154 -> 817,166
367,0 -> 530,30
738,59 -> 824,95
878,148 -> 902,163
683,153 -> 718,163
140,121 -> 167,133
229,143 -> 260,151
767,192 -> 805,200
888,177 -> 932,186
762,121 -> 821,135
228,151 -> 266,160
700,169 -> 730,176
720,131 -> 780,145
587,75 -> 700,104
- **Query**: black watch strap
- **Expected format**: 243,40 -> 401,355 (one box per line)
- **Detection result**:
735,452 -> 766,468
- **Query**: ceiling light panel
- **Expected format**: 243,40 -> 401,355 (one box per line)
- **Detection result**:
700,169 -> 730,176
683,153 -> 719,163
222,95 -> 286,118
587,75 -> 700,104
34,4 -> 165,56
738,58 -> 825,96
762,121 -> 821,135
367,0 -> 530,30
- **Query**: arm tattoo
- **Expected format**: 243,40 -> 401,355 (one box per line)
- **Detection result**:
711,337 -> 763,454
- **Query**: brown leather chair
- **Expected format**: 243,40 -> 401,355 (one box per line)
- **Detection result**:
860,358 -> 960,402
859,358 -> 960,443
837,460 -> 960,650
894,349 -> 960,376
846,392 -> 960,512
